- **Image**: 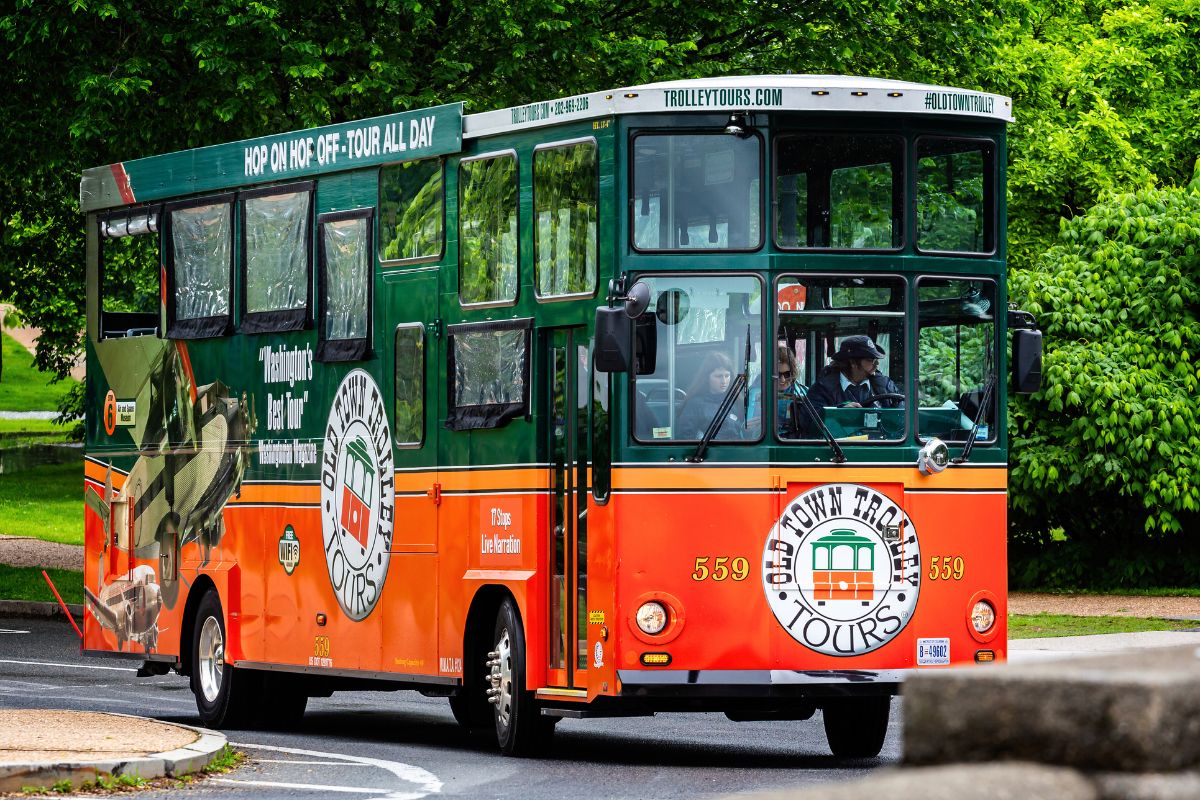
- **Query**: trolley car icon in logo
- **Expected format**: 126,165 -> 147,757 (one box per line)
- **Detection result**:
321,369 -> 395,621
811,530 -> 875,605
339,437 -> 376,548
762,484 -> 922,657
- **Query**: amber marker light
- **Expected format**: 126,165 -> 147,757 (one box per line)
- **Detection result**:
851,91 -> 868,97
888,92 -> 903,97
316,613 -> 327,626
812,90 -> 830,96
975,650 -> 996,663
641,653 -> 672,666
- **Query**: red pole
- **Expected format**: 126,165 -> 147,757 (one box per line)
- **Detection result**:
41,570 -> 82,639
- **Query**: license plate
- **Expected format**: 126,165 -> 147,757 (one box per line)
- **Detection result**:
917,637 -> 950,665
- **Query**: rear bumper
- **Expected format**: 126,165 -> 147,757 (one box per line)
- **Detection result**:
617,668 -> 904,700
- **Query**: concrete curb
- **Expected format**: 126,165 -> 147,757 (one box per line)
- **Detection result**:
0,716 -> 227,793
0,599 -> 83,619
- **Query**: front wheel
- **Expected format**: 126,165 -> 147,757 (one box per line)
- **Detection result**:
191,590 -> 261,728
486,598 -> 556,755
822,696 -> 891,758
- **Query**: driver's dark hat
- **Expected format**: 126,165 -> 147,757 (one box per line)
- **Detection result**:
836,335 -> 885,361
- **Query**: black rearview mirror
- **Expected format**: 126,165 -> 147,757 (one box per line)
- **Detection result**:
595,306 -> 632,373
1012,328 -> 1042,394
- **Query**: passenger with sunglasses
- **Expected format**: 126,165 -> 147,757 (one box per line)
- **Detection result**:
773,344 -> 810,433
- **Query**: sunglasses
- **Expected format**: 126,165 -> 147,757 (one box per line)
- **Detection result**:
776,370 -> 793,380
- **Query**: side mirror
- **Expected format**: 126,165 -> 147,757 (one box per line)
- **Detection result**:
595,306 -> 632,373
596,280 -> 654,373
625,281 -> 651,319
1012,328 -> 1042,394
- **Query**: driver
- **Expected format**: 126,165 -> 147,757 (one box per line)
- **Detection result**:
807,335 -> 903,409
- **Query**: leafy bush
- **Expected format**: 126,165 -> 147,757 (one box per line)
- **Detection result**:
1009,161 -> 1200,580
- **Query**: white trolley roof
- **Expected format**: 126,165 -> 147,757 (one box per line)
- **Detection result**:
463,74 -> 1012,139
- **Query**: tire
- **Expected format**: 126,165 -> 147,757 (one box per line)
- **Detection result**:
822,696 -> 891,758
191,590 -> 261,728
487,598 -> 556,755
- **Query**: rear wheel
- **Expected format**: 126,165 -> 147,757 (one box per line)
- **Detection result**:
487,598 -> 555,755
191,590 -> 261,728
822,696 -> 891,758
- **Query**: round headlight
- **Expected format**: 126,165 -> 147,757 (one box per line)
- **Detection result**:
636,601 -> 668,635
918,437 -> 949,475
971,599 -> 996,633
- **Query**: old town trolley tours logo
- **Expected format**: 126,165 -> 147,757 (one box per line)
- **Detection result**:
762,483 -> 921,656
321,369 -> 395,621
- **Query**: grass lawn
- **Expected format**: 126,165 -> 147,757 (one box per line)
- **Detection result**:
0,332 -> 77,412
0,461 -> 82,545
1009,612 -> 1198,639
0,416 -> 76,446
0,564 -> 83,605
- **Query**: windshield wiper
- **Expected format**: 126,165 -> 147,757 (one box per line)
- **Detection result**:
687,373 -> 746,462
789,389 -> 847,463
689,326 -> 751,463
954,372 -> 996,464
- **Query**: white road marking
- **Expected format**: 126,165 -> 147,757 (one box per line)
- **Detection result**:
0,658 -> 135,672
230,741 -> 441,800
0,628 -> 30,634
255,759 -> 357,765
210,779 -> 387,794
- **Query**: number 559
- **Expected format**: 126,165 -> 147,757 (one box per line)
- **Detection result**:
691,556 -> 749,582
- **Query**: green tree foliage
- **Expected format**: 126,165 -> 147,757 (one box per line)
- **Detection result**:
2,0 -> 1017,410
990,0 -> 1200,271
1009,166 -> 1200,550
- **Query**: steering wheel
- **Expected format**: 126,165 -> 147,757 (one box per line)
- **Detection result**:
865,392 -> 906,404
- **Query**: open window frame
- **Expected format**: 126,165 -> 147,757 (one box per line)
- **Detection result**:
239,180 -> 314,334
97,205 -> 163,340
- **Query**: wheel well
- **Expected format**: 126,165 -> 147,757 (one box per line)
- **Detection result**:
178,575 -> 217,677
460,585 -> 511,692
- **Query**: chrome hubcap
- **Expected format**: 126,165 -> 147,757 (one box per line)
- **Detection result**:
198,615 -> 224,703
485,627 -> 513,729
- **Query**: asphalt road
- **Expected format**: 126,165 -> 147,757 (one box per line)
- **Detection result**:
0,614 -> 898,799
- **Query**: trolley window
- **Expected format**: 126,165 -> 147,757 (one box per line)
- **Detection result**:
394,324 -> 425,446
446,318 -> 532,431
241,182 -> 312,333
98,207 -> 160,340
317,209 -> 373,362
916,138 -> 996,254
166,195 -> 233,339
917,278 -> 997,443
774,275 -> 907,442
380,158 -> 444,263
534,140 -> 598,299
631,133 -> 762,251
459,153 -> 518,306
775,134 -> 904,250
631,274 -> 763,443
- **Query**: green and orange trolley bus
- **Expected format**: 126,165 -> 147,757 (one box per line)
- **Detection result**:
80,75 -> 1041,757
